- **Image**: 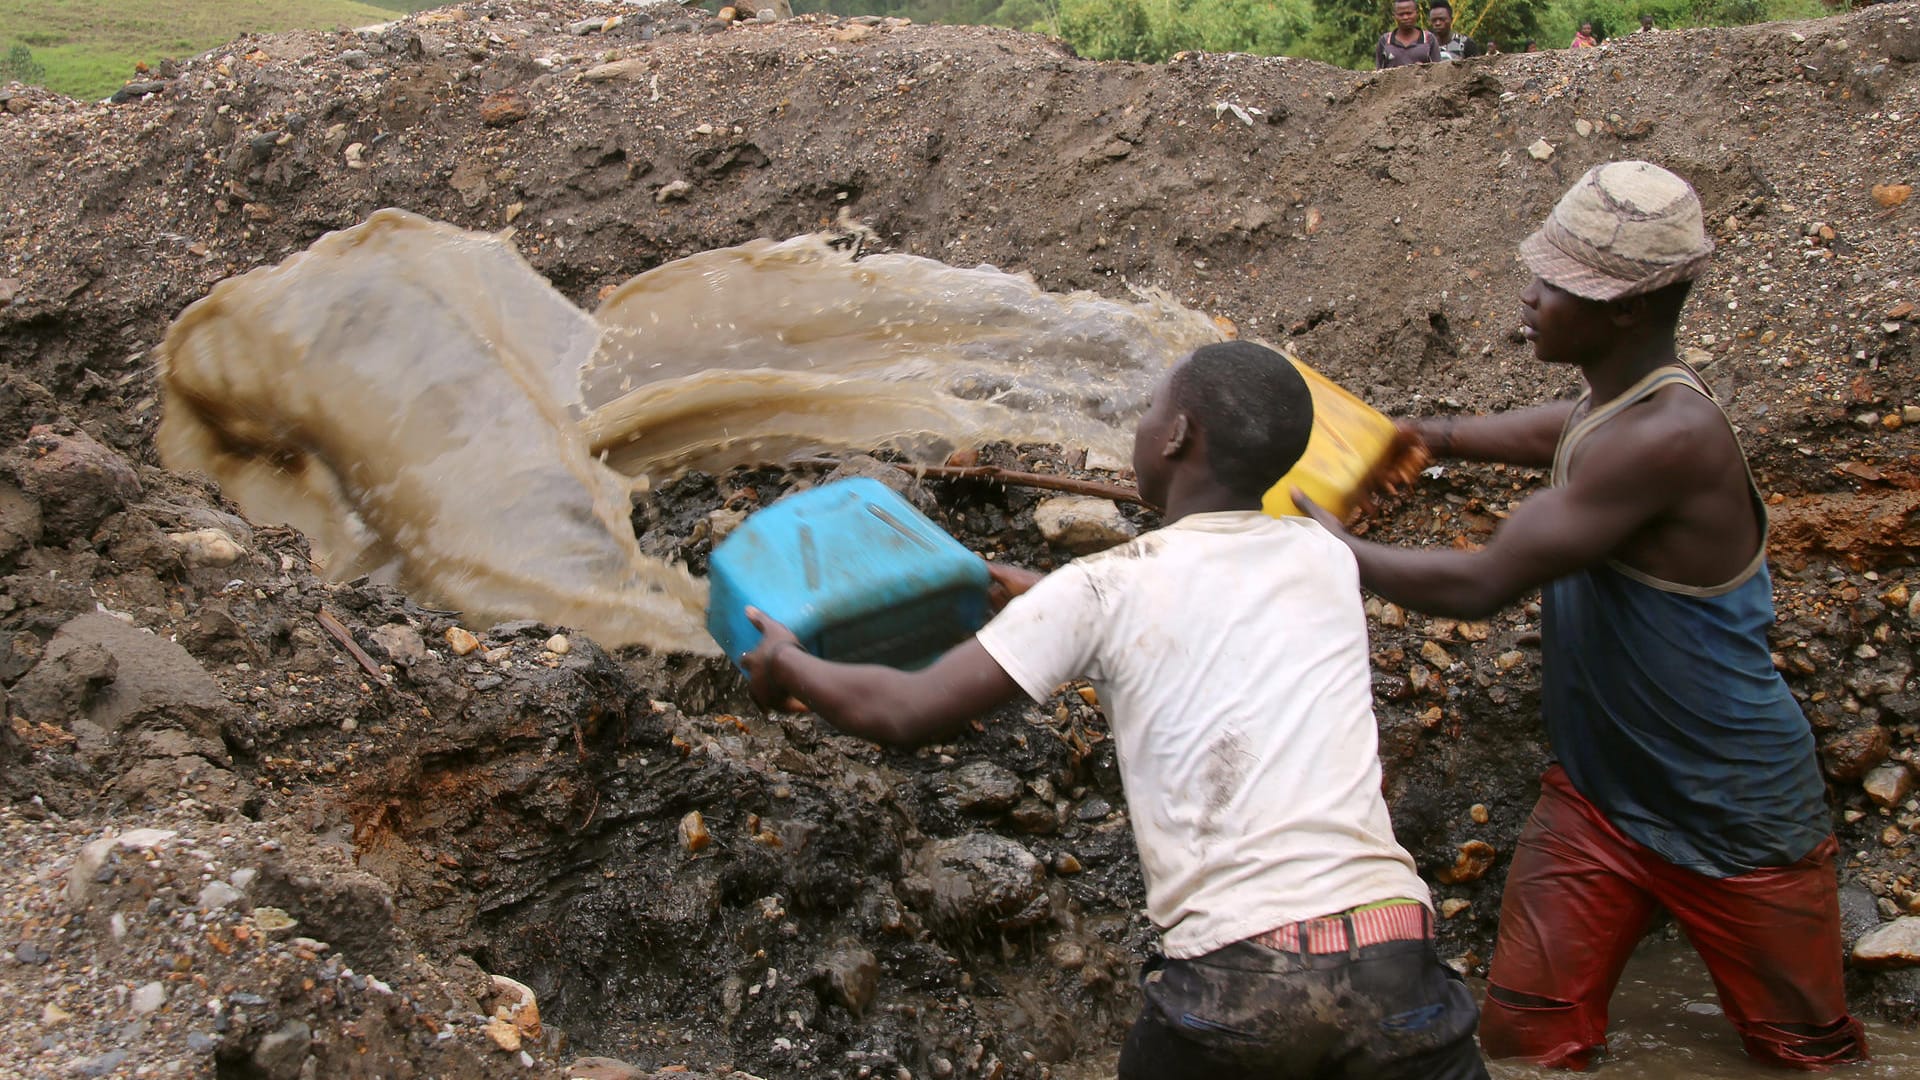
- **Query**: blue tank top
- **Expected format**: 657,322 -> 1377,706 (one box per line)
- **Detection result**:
1539,366 -> 1829,878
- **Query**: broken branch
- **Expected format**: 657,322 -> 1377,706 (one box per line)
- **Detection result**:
793,457 -> 1145,505
315,609 -> 390,684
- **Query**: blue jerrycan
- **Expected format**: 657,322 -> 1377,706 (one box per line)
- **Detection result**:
707,478 -> 992,671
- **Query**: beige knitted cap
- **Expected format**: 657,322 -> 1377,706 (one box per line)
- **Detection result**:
1519,161 -> 1715,301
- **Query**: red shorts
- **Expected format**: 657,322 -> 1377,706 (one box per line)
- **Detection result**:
1482,766 -> 1868,1071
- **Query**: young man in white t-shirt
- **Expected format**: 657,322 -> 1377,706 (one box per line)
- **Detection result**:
739,341 -> 1488,1079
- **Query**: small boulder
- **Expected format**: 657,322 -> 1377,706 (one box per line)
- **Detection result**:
1033,496 -> 1136,554
581,59 -> 647,83
901,833 -> 1049,931
32,612 -> 230,738
4,425 -> 142,544
1820,724 -> 1892,781
370,624 -> 426,665
479,90 -> 530,127
817,939 -> 880,1018
1840,882 -> 1881,948
1864,763 -> 1916,810
445,627 -> 481,656
168,527 -> 244,567
199,880 -> 245,910
565,1059 -> 650,1080
1853,917 -> 1920,969
250,1020 -> 311,1080
930,760 -> 1024,815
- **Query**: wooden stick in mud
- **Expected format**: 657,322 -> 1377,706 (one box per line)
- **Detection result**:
902,463 -> 1148,505
793,457 -> 1147,505
315,609 -> 390,684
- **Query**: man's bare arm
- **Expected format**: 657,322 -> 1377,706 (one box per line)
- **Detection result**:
1306,404 -> 1705,618
1406,401 -> 1577,468
741,611 -> 1025,748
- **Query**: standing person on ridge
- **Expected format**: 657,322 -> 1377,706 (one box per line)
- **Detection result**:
1429,1 -> 1482,61
1377,0 -> 1442,68
1297,161 -> 1869,1071
1570,21 -> 1599,48
740,341 -> 1490,1079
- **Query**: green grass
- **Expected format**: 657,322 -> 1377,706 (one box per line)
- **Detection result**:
0,0 -> 447,99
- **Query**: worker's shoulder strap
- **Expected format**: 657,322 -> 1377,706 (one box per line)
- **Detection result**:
1552,363 -> 1771,596
1551,364 -> 1706,484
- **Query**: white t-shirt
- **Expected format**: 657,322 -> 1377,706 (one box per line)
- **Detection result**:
975,510 -> 1427,958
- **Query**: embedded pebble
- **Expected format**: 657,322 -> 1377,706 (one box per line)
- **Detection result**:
198,881 -> 244,910
167,528 -> 244,567
678,811 -> 711,853
1436,840 -> 1497,884
1865,763 -> 1916,809
370,624 -> 426,664
130,981 -> 166,1014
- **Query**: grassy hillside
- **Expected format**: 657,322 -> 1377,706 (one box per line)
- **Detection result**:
0,1 -> 442,100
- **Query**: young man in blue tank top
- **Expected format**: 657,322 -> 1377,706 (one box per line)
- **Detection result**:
1299,161 -> 1869,1070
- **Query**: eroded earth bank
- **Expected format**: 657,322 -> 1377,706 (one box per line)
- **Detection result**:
1,1 -> 1919,1077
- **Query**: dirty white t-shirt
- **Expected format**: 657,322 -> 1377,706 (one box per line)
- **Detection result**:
975,510 -> 1427,959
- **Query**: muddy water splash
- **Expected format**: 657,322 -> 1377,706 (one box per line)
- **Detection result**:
159,209 -> 1224,651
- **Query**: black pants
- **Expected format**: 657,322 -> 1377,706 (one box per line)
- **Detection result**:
1117,937 -> 1489,1080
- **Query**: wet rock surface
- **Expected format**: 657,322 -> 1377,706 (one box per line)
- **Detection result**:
0,0 -> 1919,1075
1856,917 -> 1920,970
1031,496 -> 1137,555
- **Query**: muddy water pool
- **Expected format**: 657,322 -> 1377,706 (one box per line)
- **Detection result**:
1489,937 -> 1918,1078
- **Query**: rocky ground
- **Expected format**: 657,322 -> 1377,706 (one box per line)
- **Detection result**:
0,1 -> 1918,1077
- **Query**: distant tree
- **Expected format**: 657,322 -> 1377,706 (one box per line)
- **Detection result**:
1459,0 -> 1552,54
1057,0 -> 1156,59
1056,0 -> 1312,62
1691,0 -> 1766,22
0,43 -> 46,85
1305,0 -> 1385,67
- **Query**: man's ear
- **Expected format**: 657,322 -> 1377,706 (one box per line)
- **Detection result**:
1609,294 -> 1649,328
1162,413 -> 1192,459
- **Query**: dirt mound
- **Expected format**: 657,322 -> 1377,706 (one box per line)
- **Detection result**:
1,1 -> 1918,1076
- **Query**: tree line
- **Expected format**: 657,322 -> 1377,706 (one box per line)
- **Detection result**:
802,0 -> 1825,65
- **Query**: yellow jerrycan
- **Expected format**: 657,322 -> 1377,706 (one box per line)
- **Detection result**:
1261,354 -> 1402,520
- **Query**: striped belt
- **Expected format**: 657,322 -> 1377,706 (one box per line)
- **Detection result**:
1248,900 -> 1432,955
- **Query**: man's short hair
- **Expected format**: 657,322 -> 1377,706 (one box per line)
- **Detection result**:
1392,0 -> 1418,9
1169,341 -> 1314,500
1429,1 -> 1452,12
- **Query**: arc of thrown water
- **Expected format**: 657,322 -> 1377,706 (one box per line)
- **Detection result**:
158,210 -> 1223,652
